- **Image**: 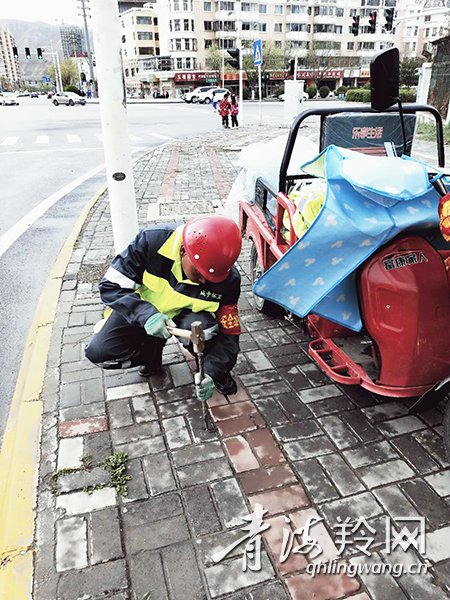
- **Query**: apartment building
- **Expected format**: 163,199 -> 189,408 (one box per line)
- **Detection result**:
123,0 -> 450,96
120,3 -> 161,94
395,0 -> 449,58
0,25 -> 22,91
60,25 -> 86,59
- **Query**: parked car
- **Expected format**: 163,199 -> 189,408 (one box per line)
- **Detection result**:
30,92 -> 39,98
198,87 -> 231,104
1,92 -> 19,106
278,91 -> 309,103
52,92 -> 86,106
183,86 -> 219,104
17,91 -> 30,97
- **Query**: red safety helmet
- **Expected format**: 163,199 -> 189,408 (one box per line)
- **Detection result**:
182,215 -> 242,283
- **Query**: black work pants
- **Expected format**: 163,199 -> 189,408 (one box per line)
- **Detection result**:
231,115 -> 238,127
85,309 -> 218,370
221,115 -> 229,128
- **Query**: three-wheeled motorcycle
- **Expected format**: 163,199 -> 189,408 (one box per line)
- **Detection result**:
239,48 -> 450,456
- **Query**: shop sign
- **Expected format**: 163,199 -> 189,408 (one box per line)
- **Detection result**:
174,72 -> 218,83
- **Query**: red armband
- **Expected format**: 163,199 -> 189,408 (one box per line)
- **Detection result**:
216,304 -> 241,335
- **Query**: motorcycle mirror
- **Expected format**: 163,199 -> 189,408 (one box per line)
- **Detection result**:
370,47 -> 400,111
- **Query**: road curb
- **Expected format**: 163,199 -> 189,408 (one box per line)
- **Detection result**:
0,182 -> 107,599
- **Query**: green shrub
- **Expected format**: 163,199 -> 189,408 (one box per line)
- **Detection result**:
273,86 -> 284,97
64,85 -> 83,95
345,88 -> 371,102
336,85 -> 348,95
307,84 -> 317,99
399,87 -> 416,102
363,81 -> 371,90
319,85 -> 330,98
416,121 -> 450,145
243,86 -> 251,100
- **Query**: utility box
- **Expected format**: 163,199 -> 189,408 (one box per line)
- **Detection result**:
283,79 -> 306,120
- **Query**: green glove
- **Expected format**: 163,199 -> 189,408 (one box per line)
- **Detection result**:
194,373 -> 215,402
144,312 -> 171,339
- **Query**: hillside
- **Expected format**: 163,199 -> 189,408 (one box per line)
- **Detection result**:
0,19 -> 64,83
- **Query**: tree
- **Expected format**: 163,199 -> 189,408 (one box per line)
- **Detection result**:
45,58 -> 80,88
241,41 -> 287,95
400,57 -> 422,88
204,45 -> 222,73
301,41 -> 337,87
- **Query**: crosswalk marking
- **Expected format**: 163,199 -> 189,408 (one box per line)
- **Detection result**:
129,134 -> 143,141
67,134 -> 82,143
1,136 -> 19,146
36,135 -> 50,145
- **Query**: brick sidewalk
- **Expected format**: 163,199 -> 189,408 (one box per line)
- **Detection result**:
33,127 -> 450,600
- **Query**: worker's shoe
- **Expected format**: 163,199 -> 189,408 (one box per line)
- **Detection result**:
138,362 -> 162,378
215,373 -> 237,395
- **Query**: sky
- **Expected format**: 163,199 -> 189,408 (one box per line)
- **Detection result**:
1,0 -> 82,26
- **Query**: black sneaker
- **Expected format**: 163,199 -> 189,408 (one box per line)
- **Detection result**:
138,362 -> 162,378
215,373 -> 237,395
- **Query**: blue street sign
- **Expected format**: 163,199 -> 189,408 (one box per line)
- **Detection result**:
253,39 -> 262,66
41,76 -> 51,82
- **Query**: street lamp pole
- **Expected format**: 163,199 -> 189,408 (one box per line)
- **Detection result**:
78,0 -> 96,98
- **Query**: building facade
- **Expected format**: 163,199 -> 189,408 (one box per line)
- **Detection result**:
0,25 -> 22,91
60,25 -> 86,59
118,0 -> 448,97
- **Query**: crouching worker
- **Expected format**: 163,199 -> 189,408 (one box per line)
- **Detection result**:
85,216 -> 242,402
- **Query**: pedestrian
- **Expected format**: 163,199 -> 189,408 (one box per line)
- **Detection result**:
219,92 -> 231,128
212,91 -> 218,113
85,215 -> 242,401
230,94 -> 239,128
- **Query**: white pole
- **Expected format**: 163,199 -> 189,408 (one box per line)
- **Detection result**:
239,38 -> 243,126
55,51 -> 63,93
258,64 -> 262,126
221,51 -> 225,88
294,56 -> 297,81
90,0 -> 138,253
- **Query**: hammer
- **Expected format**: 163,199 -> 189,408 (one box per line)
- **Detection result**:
166,321 -> 216,433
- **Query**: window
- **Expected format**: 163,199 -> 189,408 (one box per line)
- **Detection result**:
432,27 -> 437,36
223,38 -> 234,49
138,32 -> 153,40
274,23 -> 282,33
259,4 -> 267,13
424,15 -> 431,22
155,32 -> 159,40
275,5 -> 283,14
136,16 -> 151,24
204,21 -> 212,30
347,41 -> 354,50
174,19 -> 180,31
183,0 -> 188,9
349,8 -> 357,16
138,47 -> 154,55
185,39 -> 191,50
287,23 -> 308,32
125,68 -> 129,77
204,1 -> 211,9
176,39 -> 182,50
173,1 -> 179,10
314,6 -> 334,16
290,4 -> 307,14
131,68 -> 135,76
219,1 -> 234,10
205,39 -> 213,48
177,58 -> 182,69
121,34 -> 126,43
336,8 -> 344,17
241,2 -> 251,11
186,58 -> 191,69
184,19 -> 189,30
258,23 -> 267,31
154,18 -> 158,25
275,40 -> 282,48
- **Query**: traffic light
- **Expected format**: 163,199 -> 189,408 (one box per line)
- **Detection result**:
351,15 -> 360,36
368,11 -> 377,34
226,48 -> 240,69
287,58 -> 295,76
37,47 -> 43,60
25,47 -> 31,60
384,8 -> 394,31
12,46 -> 18,59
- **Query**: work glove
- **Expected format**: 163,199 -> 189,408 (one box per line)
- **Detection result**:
194,373 -> 215,402
144,312 -> 171,339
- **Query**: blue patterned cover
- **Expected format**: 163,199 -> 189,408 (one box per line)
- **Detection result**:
253,145 -> 443,331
